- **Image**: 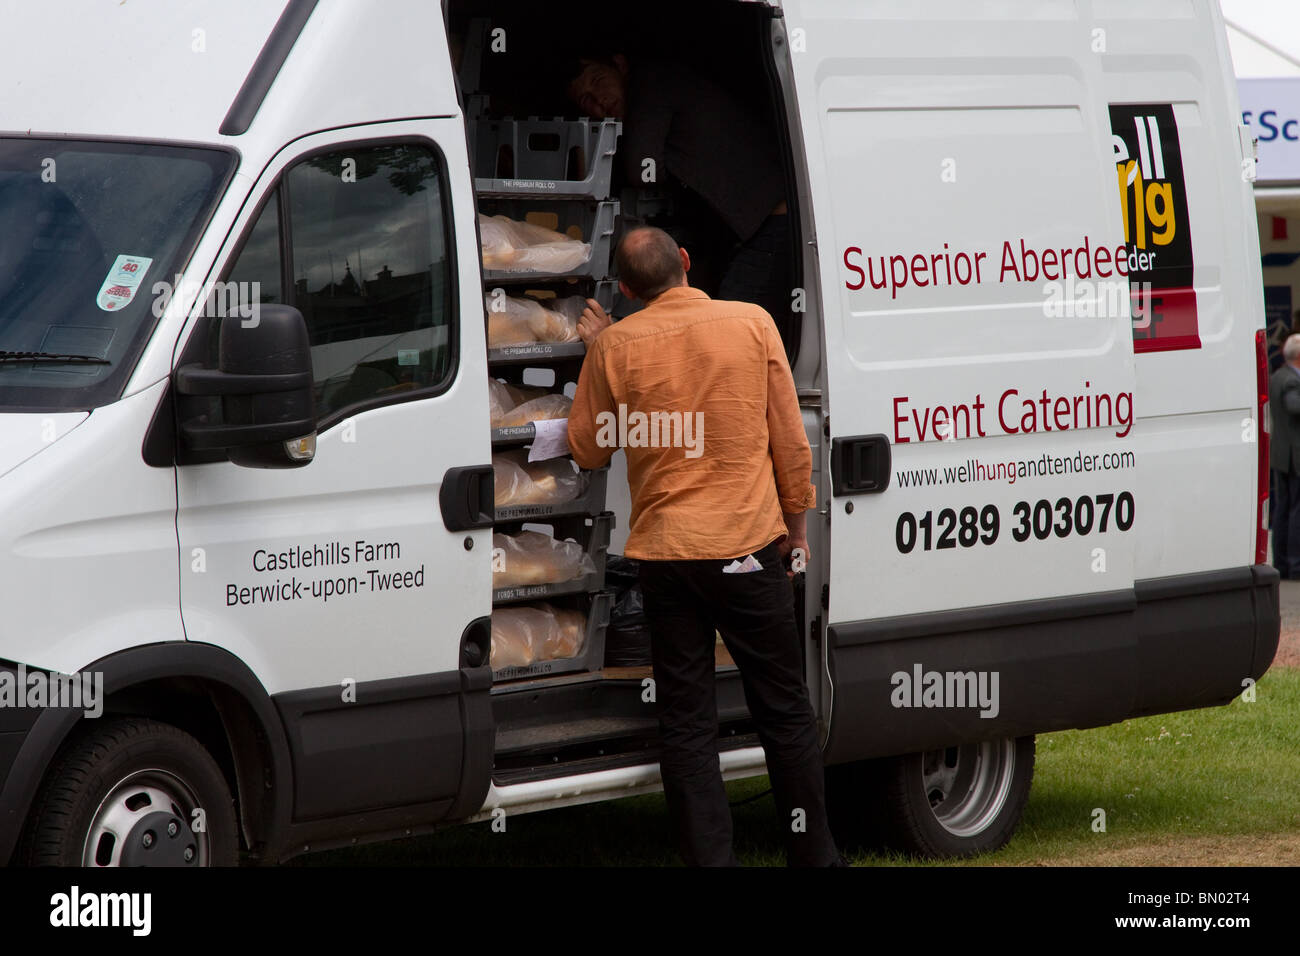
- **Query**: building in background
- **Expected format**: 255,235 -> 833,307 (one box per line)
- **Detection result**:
1225,1 -> 1300,367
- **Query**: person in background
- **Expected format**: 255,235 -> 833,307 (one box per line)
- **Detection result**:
1267,315 -> 1300,521
1271,333 -> 1300,579
566,226 -> 844,867
1268,310 -> 1300,372
564,54 -> 793,340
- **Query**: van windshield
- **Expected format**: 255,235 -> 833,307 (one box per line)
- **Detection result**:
0,138 -> 233,410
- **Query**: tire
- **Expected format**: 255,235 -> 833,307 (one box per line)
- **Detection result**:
19,717 -> 239,867
827,735 -> 1035,859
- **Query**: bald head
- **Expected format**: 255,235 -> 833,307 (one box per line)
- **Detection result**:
1287,334 -> 1300,365
616,226 -> 686,301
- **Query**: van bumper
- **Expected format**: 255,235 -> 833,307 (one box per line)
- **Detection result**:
822,565 -> 1280,765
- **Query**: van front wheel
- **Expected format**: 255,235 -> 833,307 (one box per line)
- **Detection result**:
20,717 -> 238,867
828,735 -> 1034,858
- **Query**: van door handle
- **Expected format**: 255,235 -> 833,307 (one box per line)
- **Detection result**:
440,464 -> 496,531
830,435 -> 892,496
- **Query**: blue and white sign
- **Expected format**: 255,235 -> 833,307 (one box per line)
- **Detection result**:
1240,78 -> 1300,183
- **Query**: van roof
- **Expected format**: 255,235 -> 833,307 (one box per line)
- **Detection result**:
1,0 -> 460,148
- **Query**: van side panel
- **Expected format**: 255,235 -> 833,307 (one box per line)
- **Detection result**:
0,384 -> 182,674
781,0 -> 1277,761
785,1 -> 1138,623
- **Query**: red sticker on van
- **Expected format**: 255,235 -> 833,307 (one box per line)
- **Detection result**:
1109,103 -> 1199,352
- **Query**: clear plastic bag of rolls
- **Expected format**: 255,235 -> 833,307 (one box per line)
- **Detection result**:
490,602 -> 588,669
492,450 -> 584,507
493,530 -> 595,588
479,214 -> 591,275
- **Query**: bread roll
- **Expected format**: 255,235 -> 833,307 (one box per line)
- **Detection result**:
482,247 -> 521,270
523,474 -> 559,503
488,309 -> 537,348
491,603 -> 587,669
502,382 -> 549,406
493,457 -> 530,507
544,608 -> 587,660
493,531 -> 593,588
495,395 -> 572,429
490,609 -> 539,668
526,305 -> 579,343
478,214 -> 591,275
493,452 -> 583,506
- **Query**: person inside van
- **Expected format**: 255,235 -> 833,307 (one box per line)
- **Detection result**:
564,54 -> 793,341
566,226 -> 844,867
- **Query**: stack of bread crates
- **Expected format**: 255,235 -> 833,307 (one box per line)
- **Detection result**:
471,86 -> 622,682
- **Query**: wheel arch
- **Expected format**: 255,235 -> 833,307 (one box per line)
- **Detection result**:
1,642 -> 293,865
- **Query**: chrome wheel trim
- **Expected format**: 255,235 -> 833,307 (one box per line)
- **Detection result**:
921,739 -> 1017,839
81,768 -> 208,867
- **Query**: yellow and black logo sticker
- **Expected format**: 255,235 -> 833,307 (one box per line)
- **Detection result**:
1109,103 -> 1199,352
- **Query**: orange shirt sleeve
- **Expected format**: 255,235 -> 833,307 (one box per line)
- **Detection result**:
567,341 -> 616,470
765,320 -> 816,513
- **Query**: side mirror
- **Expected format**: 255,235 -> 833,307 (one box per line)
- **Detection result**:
175,304 -> 317,468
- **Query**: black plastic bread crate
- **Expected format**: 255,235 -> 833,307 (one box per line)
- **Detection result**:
491,405 -> 579,447
491,421 -> 538,448
593,278 -> 617,314
494,464 -> 608,523
485,283 -> 617,366
592,278 -> 640,320
490,589 -> 614,682
619,183 -> 679,219
484,278 -> 599,302
487,340 -> 586,366
492,511 -> 612,604
481,199 -> 619,282
483,281 -> 600,358
474,118 -> 622,200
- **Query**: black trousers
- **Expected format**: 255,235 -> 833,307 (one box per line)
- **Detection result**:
1273,469 -> 1300,577
638,540 -> 839,866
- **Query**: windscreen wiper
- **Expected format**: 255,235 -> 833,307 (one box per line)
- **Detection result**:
0,351 -> 110,365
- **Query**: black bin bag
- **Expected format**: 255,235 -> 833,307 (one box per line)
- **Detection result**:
604,555 -> 652,667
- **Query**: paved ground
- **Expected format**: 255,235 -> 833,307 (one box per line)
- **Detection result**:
1277,576 -> 1300,669
1261,531 -> 1298,667
1017,833 -> 1300,867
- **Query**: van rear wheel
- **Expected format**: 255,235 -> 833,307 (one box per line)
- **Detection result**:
828,735 -> 1034,858
20,717 -> 238,867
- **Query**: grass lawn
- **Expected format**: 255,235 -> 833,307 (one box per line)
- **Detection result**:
292,668 -> 1300,867
988,666 -> 1300,866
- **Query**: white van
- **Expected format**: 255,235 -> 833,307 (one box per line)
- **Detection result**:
0,0 -> 1277,866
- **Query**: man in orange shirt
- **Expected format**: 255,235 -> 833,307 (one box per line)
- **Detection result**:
568,226 -> 842,867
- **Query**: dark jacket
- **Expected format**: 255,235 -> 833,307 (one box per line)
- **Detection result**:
622,59 -> 785,243
1271,364 -> 1300,473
